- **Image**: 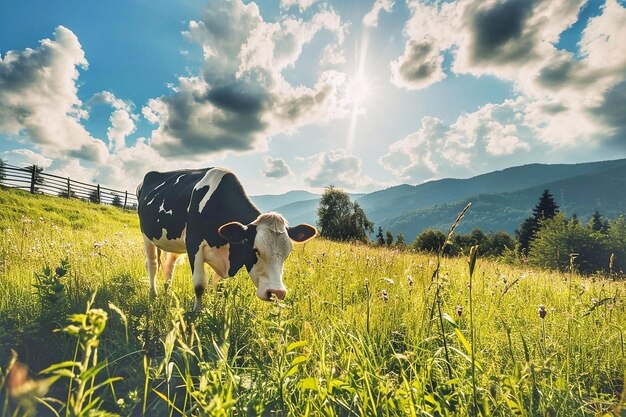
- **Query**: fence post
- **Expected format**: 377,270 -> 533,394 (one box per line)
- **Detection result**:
30,165 -> 37,194
66,177 -> 71,199
123,191 -> 128,210
97,184 -> 101,204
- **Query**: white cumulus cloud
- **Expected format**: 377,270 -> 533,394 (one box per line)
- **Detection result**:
144,0 -> 350,159
0,26 -> 108,163
304,149 -> 382,191
363,0 -> 394,27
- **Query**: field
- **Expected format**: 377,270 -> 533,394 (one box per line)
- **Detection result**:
0,187 -> 625,416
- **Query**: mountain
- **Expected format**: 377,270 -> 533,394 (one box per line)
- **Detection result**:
380,160 -> 626,238
356,159 -> 626,224
250,158 -> 626,238
251,191 -> 364,225
250,190 -> 318,212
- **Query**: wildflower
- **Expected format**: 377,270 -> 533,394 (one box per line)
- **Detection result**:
407,275 -> 414,287
383,277 -> 394,285
382,290 -> 388,301
538,304 -> 546,319
591,297 -> 599,307
456,305 -> 463,317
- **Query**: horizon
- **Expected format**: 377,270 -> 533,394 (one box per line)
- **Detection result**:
1,0 -> 625,195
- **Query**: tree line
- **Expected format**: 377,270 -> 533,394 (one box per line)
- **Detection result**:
317,185 -> 625,276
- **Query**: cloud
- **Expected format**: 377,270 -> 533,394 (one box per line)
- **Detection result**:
391,40 -> 446,89
304,149 -> 381,191
380,99 -> 541,182
261,156 -> 292,178
388,0 -> 626,160
0,26 -> 108,162
378,116 -> 443,180
363,0 -> 394,27
280,0 -> 316,12
107,109 -> 136,152
1,149 -> 53,168
390,1 -> 458,89
90,91 -> 137,152
144,0 -> 350,159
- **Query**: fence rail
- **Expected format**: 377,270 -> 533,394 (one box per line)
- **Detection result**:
0,162 -> 138,210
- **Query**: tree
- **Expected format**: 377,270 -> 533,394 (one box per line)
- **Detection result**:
376,227 -> 385,246
88,188 -> 100,203
589,210 -> 608,233
26,164 -> 44,193
58,189 -> 78,199
516,189 -> 560,252
413,229 -> 447,253
350,201 -> 374,242
385,231 -> 394,246
534,189 -> 559,219
488,231 -> 515,257
111,193 -> 123,208
317,186 -> 373,242
529,213 -> 606,274
395,233 -> 406,249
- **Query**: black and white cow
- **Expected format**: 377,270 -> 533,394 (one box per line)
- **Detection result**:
137,167 -> 317,311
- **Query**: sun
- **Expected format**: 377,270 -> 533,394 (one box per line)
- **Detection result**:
346,72 -> 372,107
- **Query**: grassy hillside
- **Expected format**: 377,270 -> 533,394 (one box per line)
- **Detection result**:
1,187 -> 625,416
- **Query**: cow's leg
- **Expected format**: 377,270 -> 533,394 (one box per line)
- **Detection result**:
212,271 -> 221,291
143,235 -> 159,297
190,247 -> 208,312
163,252 -> 180,283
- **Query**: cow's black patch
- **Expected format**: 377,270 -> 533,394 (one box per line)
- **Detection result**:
194,284 -> 205,297
137,168 -> 260,277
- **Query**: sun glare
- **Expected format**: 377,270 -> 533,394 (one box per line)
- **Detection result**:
347,72 -> 371,106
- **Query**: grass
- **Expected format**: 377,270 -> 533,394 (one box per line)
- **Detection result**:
0,187 -> 625,416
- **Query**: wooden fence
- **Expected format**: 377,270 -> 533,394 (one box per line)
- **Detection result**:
0,162 -> 138,210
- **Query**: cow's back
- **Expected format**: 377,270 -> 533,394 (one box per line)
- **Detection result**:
138,168 -> 210,243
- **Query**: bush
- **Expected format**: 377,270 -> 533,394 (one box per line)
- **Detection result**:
529,214 -> 609,274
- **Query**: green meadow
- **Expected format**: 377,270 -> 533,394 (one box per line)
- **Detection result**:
0,187 -> 624,416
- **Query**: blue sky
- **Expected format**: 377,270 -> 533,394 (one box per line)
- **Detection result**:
1,0 -> 625,194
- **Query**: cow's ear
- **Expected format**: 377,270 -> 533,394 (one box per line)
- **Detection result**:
288,224 -> 317,243
218,222 -> 248,245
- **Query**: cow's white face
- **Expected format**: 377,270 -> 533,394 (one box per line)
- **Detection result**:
218,212 -> 317,301
249,224 -> 293,300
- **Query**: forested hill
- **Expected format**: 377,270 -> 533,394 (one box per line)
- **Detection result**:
357,158 -> 626,224
379,160 -> 626,237
248,158 -> 626,238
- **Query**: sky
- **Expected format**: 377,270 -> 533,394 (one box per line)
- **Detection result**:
0,0 -> 625,195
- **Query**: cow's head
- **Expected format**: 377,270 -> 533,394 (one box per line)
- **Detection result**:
218,212 -> 317,301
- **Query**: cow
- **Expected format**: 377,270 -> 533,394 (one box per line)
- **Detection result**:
136,167 -> 317,311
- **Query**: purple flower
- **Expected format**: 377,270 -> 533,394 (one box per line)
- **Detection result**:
538,304 -> 546,319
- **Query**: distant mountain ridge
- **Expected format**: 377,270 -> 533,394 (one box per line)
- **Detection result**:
250,190 -> 318,213
250,158 -> 626,239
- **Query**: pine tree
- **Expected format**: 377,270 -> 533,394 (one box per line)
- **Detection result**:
112,193 -> 123,208
589,210 -> 608,233
395,233 -> 406,249
26,164 -> 45,193
517,189 -> 560,252
533,189 -> 559,220
376,227 -> 385,245
385,231 -> 394,246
